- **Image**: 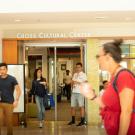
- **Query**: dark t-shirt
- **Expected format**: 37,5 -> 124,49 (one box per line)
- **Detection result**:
31,78 -> 47,97
0,74 -> 18,104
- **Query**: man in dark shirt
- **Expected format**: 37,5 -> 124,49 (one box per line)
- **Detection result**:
0,63 -> 21,135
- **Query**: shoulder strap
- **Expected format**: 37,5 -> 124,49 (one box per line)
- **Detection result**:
113,68 -> 135,93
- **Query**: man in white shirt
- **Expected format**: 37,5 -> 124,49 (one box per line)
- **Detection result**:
68,63 -> 87,126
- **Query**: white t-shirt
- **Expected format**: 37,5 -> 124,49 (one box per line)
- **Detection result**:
64,74 -> 72,84
72,71 -> 87,93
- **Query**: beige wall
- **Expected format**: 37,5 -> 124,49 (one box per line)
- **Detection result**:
86,39 -> 100,125
1,22 -> 135,38
57,57 -> 80,85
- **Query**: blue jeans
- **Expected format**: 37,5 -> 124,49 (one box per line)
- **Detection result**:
35,96 -> 45,121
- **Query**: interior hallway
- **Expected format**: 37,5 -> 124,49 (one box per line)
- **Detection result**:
1,121 -> 106,135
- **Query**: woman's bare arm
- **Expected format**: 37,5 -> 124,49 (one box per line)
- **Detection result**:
118,88 -> 134,135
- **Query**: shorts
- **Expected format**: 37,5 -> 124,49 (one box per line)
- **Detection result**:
71,93 -> 84,107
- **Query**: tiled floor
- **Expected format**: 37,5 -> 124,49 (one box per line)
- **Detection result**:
1,121 -> 106,135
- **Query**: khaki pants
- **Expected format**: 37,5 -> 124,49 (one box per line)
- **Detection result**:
0,103 -> 13,135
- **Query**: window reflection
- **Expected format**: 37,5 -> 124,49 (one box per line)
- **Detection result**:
99,43 -> 135,82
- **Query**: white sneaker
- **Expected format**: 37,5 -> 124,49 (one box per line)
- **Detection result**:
101,125 -> 104,128
39,121 -> 43,128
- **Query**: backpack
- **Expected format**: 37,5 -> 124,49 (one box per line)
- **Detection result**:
113,68 -> 135,93
112,68 -> 135,113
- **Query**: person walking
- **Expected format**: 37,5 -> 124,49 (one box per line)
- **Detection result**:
81,39 -> 135,135
0,63 -> 21,135
31,68 -> 47,128
63,70 -> 72,100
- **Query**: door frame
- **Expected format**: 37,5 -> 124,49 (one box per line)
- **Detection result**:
23,42 -> 87,121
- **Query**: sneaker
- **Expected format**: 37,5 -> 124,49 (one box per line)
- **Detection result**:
76,121 -> 85,126
101,124 -> 104,128
68,121 -> 75,125
39,121 -> 43,128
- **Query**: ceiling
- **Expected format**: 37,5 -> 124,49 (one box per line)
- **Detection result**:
0,0 -> 134,13
0,11 -> 135,24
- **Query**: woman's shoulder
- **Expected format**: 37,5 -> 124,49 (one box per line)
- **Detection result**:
118,69 -> 135,80
32,79 -> 37,83
116,69 -> 135,92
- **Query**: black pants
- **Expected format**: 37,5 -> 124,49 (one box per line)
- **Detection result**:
64,84 -> 71,100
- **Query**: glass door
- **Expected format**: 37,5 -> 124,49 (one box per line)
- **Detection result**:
56,46 -> 87,121
23,42 -> 86,122
24,46 -> 56,121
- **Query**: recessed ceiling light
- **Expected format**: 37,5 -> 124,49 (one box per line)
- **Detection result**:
95,16 -> 106,19
125,17 -> 132,21
14,19 -> 22,22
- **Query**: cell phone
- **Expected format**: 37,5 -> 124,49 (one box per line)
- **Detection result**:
40,82 -> 44,84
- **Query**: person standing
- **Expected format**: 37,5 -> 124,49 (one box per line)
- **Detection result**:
99,80 -> 108,97
99,80 -> 108,128
68,62 -> 87,126
0,63 -> 21,135
63,70 -> 72,100
31,68 -> 47,128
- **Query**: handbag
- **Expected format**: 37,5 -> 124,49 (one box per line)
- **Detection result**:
43,93 -> 51,110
